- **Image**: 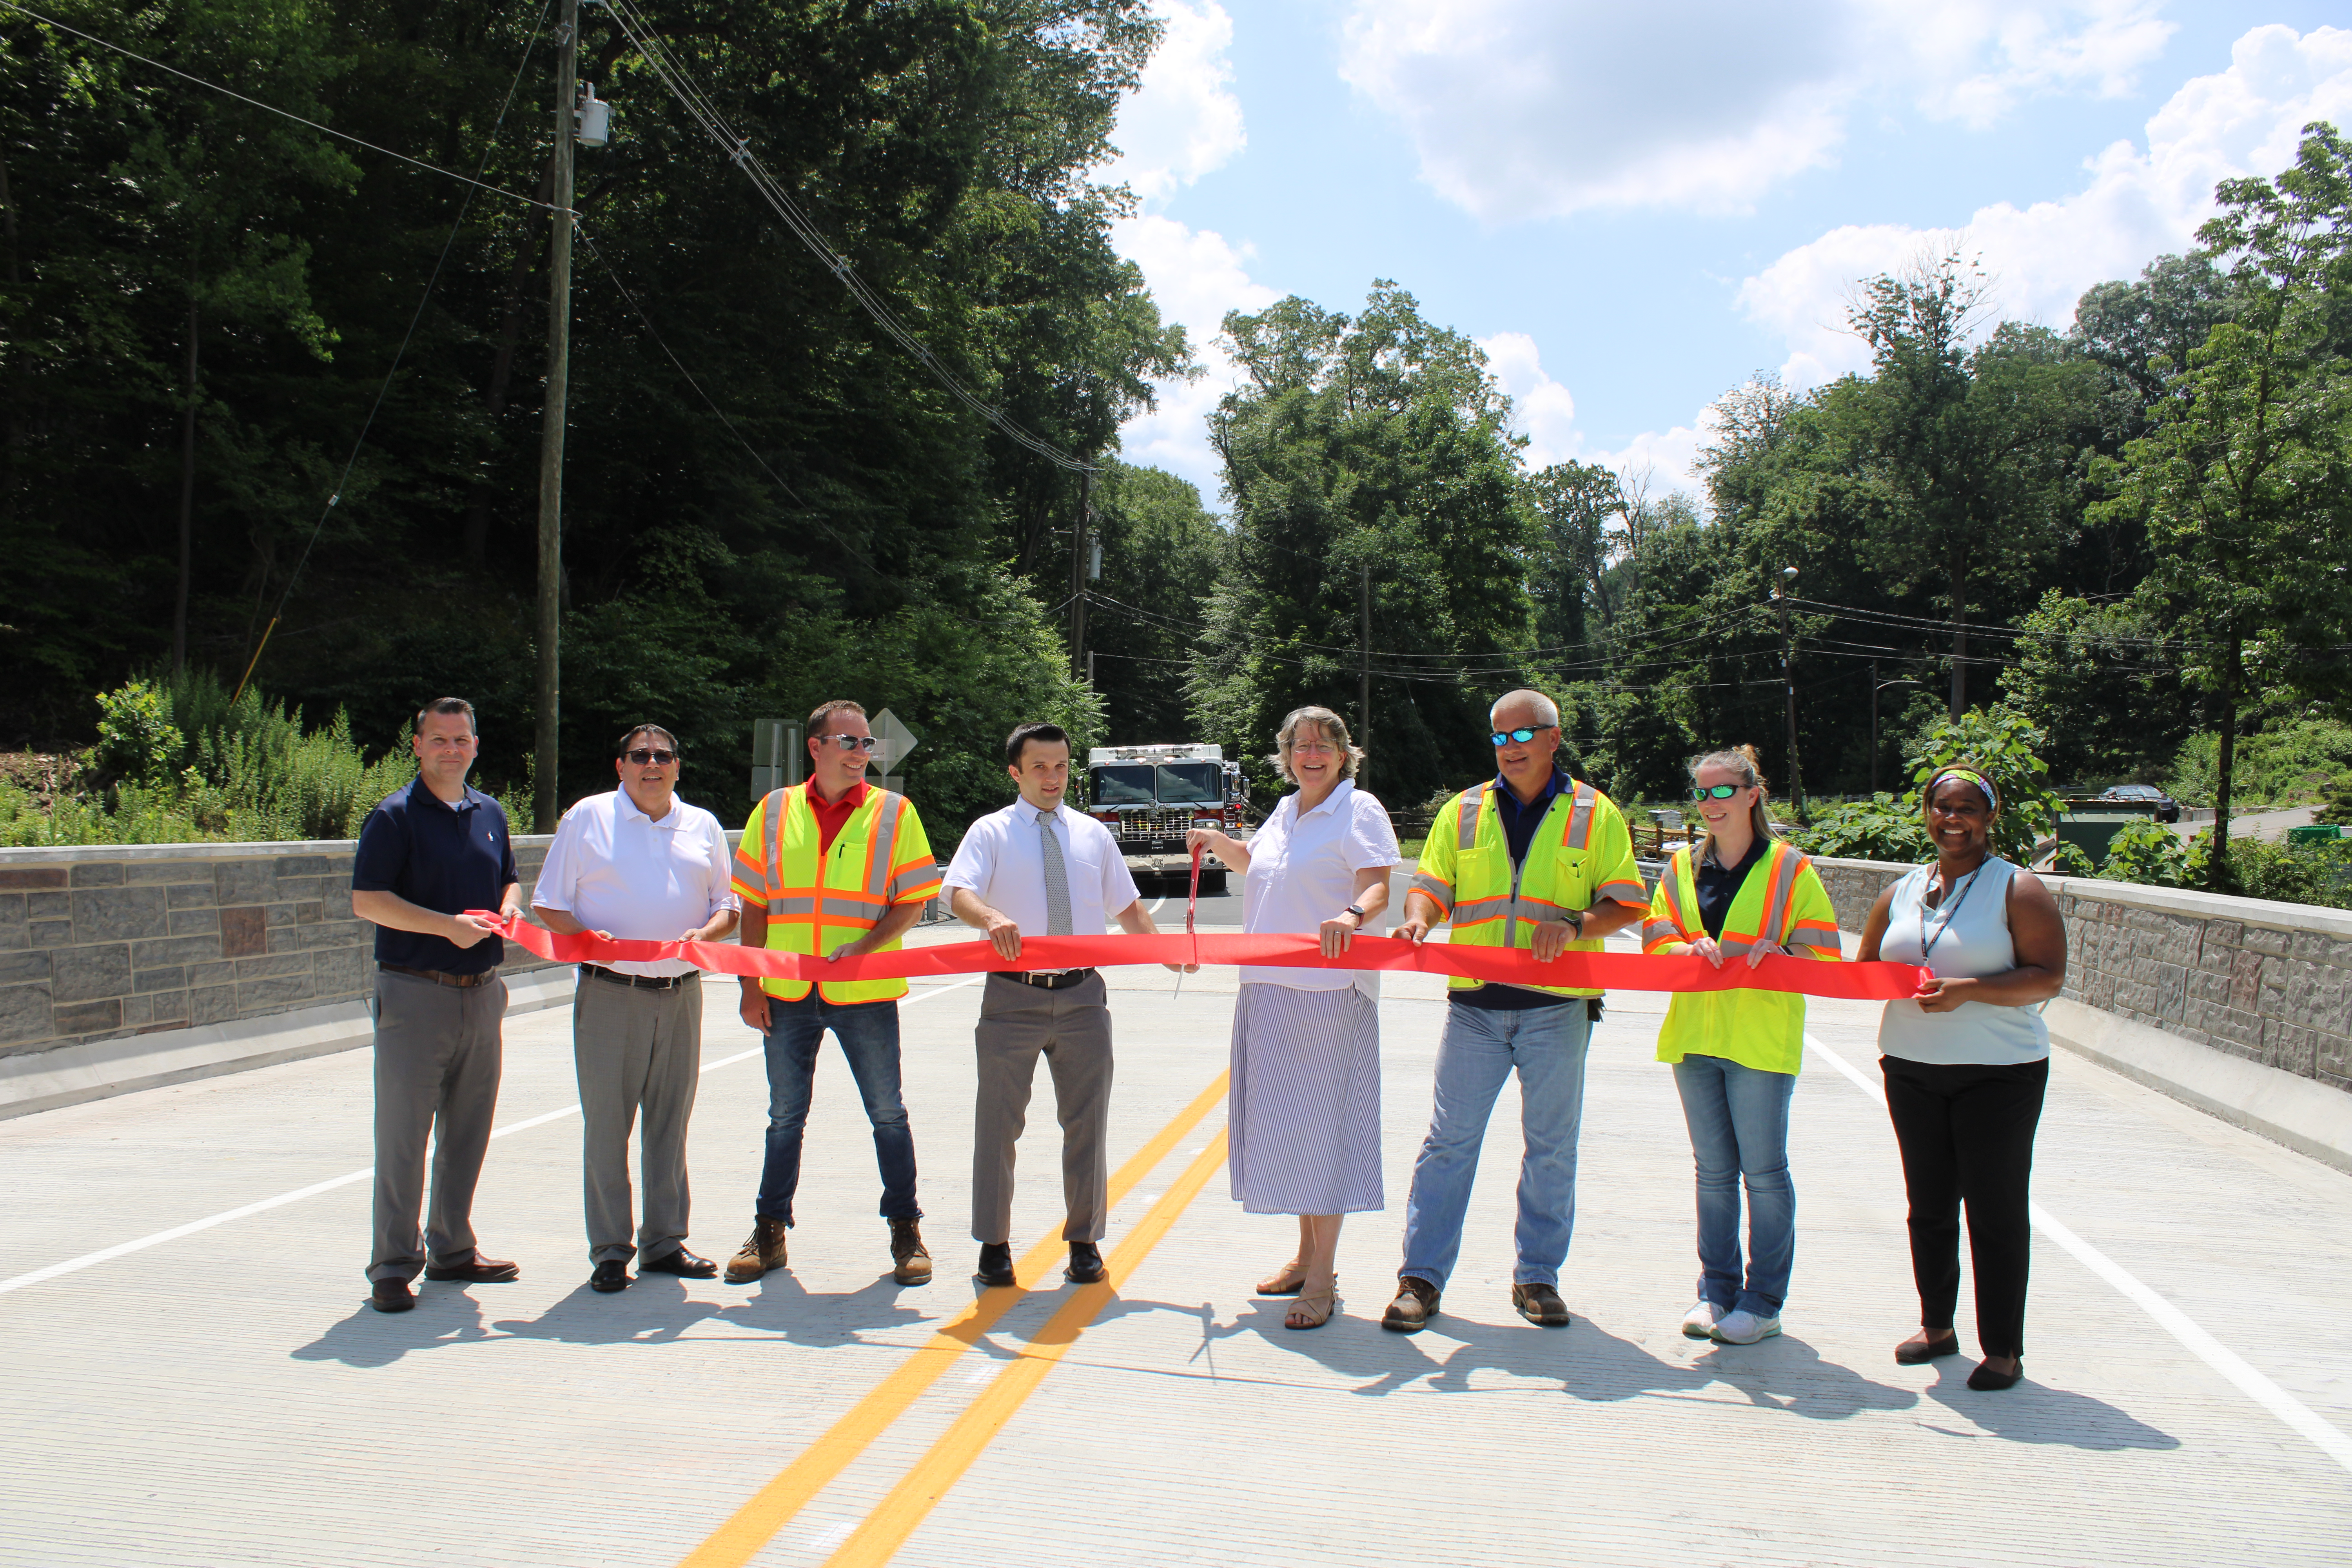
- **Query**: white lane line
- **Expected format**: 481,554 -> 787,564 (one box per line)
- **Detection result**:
1804,1030 -> 2352,1475
0,973 -> 986,1300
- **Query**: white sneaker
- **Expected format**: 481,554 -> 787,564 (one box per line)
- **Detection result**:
1680,1300 -> 1721,1339
1711,1308 -> 1782,1345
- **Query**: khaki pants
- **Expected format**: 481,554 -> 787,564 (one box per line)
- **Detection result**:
573,971 -> 704,1265
369,969 -> 506,1283
971,972 -> 1112,1245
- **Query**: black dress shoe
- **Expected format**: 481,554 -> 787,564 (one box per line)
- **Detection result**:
370,1278 -> 415,1313
639,1247 -> 719,1279
1065,1241 -> 1105,1284
1895,1330 -> 1963,1365
424,1254 -> 521,1283
977,1242 -> 1016,1288
590,1259 -> 631,1293
1967,1357 -> 2025,1391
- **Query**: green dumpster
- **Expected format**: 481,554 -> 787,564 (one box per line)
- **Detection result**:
2286,825 -> 2348,846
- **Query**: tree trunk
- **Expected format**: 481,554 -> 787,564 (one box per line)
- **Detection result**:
0,138 -> 22,507
1948,566 -> 1967,721
173,298 -> 199,673
463,156 -> 556,565
2210,633 -> 2241,884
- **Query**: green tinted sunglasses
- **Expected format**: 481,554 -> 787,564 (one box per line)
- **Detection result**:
1691,784 -> 1745,800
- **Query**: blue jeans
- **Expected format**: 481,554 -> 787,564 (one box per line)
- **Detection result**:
1399,998 -> 1591,1291
757,991 -> 920,1225
1672,1053 -> 1796,1318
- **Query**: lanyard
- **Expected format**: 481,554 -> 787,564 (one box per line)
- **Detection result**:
1918,864 -> 1984,966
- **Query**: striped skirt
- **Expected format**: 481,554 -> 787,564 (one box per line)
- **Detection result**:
1227,982 -> 1384,1216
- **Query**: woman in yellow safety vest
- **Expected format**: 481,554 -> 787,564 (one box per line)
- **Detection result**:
1641,744 -> 1842,1347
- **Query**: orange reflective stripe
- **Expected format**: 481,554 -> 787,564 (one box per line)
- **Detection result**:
863,794 -> 905,902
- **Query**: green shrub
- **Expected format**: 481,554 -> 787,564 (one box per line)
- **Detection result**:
2167,720 -> 2352,806
1792,706 -> 2060,866
2099,818 -> 2189,887
2049,840 -> 2098,877
1789,793 -> 1932,862
93,680 -> 185,786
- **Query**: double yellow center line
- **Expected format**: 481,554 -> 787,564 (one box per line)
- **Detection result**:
681,1071 -> 1232,1568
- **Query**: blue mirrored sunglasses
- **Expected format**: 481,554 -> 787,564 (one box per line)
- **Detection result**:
1488,726 -> 1553,746
1692,784 -> 1744,800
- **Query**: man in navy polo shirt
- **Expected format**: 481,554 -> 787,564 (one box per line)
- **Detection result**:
351,697 -> 526,1313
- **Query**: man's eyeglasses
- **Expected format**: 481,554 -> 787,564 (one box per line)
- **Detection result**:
819,733 -> 881,754
624,748 -> 678,766
1692,784 -> 1744,800
1488,726 -> 1555,746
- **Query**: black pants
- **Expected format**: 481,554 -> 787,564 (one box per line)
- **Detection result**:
1880,1054 -> 2048,1359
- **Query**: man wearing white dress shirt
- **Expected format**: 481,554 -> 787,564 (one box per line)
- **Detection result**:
532,723 -> 740,1293
944,722 -> 1185,1288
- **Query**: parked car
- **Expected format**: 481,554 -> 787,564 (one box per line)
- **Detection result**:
2096,783 -> 2182,823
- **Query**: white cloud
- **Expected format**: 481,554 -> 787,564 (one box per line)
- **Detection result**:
1103,0 -> 1246,208
1740,24 -> 2352,388
1479,331 -> 1711,494
1337,0 -> 2174,219
1477,332 -> 1577,468
1113,215 -> 1278,503
1105,4 -> 1274,506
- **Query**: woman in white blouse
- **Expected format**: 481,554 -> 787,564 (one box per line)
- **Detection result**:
1188,706 -> 1399,1329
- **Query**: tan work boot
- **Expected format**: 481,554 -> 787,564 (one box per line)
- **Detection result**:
889,1218 -> 933,1286
725,1216 -> 788,1283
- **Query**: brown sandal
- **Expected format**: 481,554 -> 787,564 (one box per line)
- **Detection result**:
1256,1261 -> 1307,1296
1285,1278 -> 1339,1330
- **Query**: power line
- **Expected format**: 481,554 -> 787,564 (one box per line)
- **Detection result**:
0,0 -> 561,213
594,0 -> 1097,474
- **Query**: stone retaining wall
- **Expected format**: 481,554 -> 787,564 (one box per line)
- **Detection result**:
1810,856 -> 2352,1094
0,838 -> 564,1061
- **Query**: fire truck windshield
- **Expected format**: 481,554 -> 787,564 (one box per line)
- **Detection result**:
1090,762 -> 1224,808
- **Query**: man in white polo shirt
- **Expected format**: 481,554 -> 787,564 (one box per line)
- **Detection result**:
944,722 -> 1187,1289
533,723 -> 739,1293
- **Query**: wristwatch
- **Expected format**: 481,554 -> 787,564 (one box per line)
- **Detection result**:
1564,909 -> 1586,936
1344,904 -> 1368,922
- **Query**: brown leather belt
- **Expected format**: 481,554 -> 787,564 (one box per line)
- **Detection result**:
582,963 -> 697,991
380,963 -> 498,989
999,968 -> 1096,991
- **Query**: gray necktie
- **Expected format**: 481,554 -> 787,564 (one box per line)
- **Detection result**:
1037,809 -> 1073,935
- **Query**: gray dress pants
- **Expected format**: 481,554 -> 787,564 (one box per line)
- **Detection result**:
370,969 -> 506,1282
972,971 -> 1113,1245
573,971 -> 703,1265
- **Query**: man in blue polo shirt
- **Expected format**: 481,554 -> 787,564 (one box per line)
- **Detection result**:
351,697 -> 526,1313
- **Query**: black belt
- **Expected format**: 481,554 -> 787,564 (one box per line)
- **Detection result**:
999,968 -> 1096,991
381,963 -> 498,989
582,963 -> 697,991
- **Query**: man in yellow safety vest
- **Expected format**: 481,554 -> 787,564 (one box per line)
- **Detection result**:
1384,688 -> 1650,1333
723,699 -> 945,1289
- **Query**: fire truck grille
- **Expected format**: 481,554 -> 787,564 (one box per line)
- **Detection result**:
1116,809 -> 1199,841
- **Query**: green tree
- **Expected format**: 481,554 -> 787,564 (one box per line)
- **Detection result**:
2099,123 -> 2352,882
1995,589 -> 2197,784
1191,283 -> 1532,813
1083,458 -> 1225,744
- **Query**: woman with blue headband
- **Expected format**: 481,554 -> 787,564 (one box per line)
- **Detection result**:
1857,762 -> 2067,1391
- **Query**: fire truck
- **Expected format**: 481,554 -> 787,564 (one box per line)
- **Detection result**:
1082,743 -> 1249,893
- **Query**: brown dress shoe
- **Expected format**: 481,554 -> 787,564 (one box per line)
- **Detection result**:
370,1278 -> 415,1313
889,1218 -> 933,1286
725,1216 -> 789,1283
639,1247 -> 719,1279
424,1255 -> 520,1283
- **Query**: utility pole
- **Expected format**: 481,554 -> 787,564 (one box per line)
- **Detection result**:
1358,557 -> 1371,787
532,0 -> 579,832
1775,566 -> 1802,817
1067,467 -> 1091,680
1870,657 -> 1880,797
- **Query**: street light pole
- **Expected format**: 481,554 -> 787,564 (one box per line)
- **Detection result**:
1776,566 -> 1802,817
532,0 -> 579,833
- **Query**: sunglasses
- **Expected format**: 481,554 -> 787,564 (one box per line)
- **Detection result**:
819,733 -> 881,754
1488,726 -> 1555,746
624,748 -> 678,766
1692,784 -> 1746,800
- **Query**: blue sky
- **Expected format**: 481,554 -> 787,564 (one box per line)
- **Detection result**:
1102,2 -> 2352,508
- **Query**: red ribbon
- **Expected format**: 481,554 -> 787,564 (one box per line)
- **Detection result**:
481,915 -> 1925,1001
